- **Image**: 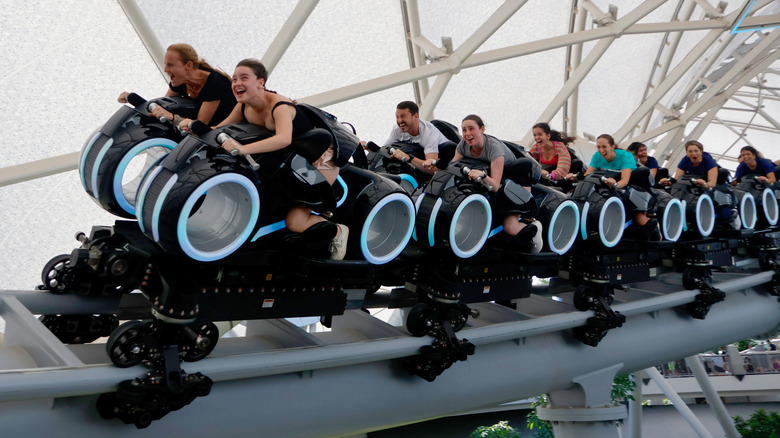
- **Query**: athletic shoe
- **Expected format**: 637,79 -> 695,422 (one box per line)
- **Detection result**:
528,220 -> 543,254
329,224 -> 349,260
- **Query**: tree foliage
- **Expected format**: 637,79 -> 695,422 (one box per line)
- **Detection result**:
733,409 -> 780,438
469,420 -> 523,438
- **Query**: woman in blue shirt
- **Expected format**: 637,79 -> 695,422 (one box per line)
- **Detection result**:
659,140 -> 718,189
627,142 -> 659,177
736,146 -> 776,183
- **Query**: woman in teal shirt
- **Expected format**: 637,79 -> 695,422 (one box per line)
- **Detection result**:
580,134 -> 637,188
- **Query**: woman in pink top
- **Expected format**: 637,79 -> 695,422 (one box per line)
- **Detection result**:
528,122 -> 574,180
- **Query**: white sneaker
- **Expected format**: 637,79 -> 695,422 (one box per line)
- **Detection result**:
328,224 -> 349,260
529,220 -> 543,254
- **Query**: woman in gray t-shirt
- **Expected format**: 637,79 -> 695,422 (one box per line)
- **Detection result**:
452,115 -> 539,242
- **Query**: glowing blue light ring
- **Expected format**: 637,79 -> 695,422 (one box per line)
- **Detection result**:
449,194 -> 492,259
549,199 -> 580,255
151,174 -> 179,242
90,137 -> 114,200
112,138 -> 177,216
696,194 -> 715,237
251,220 -> 286,242
360,193 -> 415,265
79,130 -> 101,191
580,202 -> 590,241
412,193 -> 426,242
598,196 -> 625,248
176,173 -> 260,262
739,192 -> 757,230
762,188 -> 779,225
398,173 -> 419,192
428,197 -> 443,248
135,165 -> 163,233
662,198 -> 684,241
335,175 -> 348,208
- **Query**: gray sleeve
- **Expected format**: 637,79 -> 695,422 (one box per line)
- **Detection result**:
419,120 -> 447,155
383,125 -> 401,147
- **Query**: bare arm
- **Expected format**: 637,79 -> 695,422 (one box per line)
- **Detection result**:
196,100 -> 220,124
230,105 -> 295,155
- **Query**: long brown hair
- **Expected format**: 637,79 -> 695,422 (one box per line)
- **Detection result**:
533,122 -> 576,145
167,43 -> 230,80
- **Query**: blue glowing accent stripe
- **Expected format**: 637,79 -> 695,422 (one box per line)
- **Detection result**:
135,165 -> 163,233
662,198 -> 684,241
599,197 -> 625,247
428,197 -> 443,247
398,173 -> 418,191
730,0 -> 758,34
697,195 -> 715,237
740,193 -> 756,230
177,173 -> 261,261
449,194 -> 491,258
151,174 -> 179,242
251,220 -> 287,242
412,193 -> 426,242
79,131 -> 101,191
549,200 -> 579,255
580,202 -> 590,241
90,137 -> 114,199
681,199 -> 688,232
113,138 -> 177,216
335,175 -> 348,208
360,193 -> 415,264
488,226 -> 503,238
764,189 -> 779,225
623,219 -> 633,229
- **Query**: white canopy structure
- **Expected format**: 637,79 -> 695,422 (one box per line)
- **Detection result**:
3,0 -> 780,288
1,2 -> 780,436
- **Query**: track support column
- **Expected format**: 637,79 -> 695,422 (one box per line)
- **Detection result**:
536,363 -> 626,438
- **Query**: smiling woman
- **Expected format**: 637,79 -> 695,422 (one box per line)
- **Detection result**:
180,58 -> 351,260
118,44 -> 236,127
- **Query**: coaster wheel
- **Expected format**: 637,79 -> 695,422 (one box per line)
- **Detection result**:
406,303 -> 435,337
40,254 -> 76,294
183,321 -> 219,362
448,305 -> 470,332
573,285 -> 593,311
106,320 -> 153,368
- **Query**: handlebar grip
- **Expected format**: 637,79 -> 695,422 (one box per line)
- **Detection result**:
147,103 -> 168,123
218,133 -> 260,170
125,93 -> 146,108
388,147 -> 408,162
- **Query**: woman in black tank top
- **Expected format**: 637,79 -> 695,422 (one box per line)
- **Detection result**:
180,59 -> 348,260
118,43 -> 235,126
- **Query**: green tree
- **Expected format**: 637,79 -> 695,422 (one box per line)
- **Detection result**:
469,420 -> 522,438
523,373 -> 635,437
733,409 -> 780,438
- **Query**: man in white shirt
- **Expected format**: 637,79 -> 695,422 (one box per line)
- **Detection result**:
383,101 -> 449,174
